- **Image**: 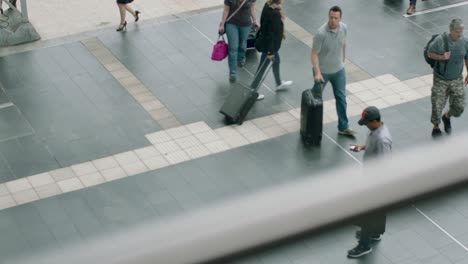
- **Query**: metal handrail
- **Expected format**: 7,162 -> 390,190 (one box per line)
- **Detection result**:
15,131 -> 468,264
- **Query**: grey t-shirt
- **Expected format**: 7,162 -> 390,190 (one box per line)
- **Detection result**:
224,0 -> 255,27
428,33 -> 468,80
312,22 -> 347,74
363,124 -> 392,162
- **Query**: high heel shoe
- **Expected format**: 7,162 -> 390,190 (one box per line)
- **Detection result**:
135,11 -> 141,22
116,21 -> 127,32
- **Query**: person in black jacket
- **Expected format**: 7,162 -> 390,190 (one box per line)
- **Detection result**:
251,0 -> 292,100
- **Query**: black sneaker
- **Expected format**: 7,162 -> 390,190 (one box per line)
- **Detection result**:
355,230 -> 382,241
442,114 -> 452,134
347,244 -> 372,258
432,127 -> 442,137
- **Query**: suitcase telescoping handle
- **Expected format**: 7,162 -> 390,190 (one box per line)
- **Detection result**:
250,56 -> 274,91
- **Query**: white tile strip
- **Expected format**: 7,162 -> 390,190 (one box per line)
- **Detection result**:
6,179 -> 32,193
0,102 -> 14,109
82,38 -> 181,129
79,172 -> 106,187
403,1 -> 468,17
0,184 -> 8,196
0,72 -> 443,210
12,189 -> 39,205
57,178 -> 84,193
35,183 -> 62,199
28,173 -> 54,188
92,157 -> 120,171
0,194 -> 16,210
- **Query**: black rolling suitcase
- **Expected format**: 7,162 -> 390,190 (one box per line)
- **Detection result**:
300,83 -> 324,145
219,57 -> 272,125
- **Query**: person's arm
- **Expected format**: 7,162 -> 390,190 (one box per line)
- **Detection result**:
311,33 -> 324,82
343,43 -> 346,63
428,36 -> 450,61
464,41 -> 468,85
465,59 -> 468,85
219,4 -> 230,33
429,52 -> 451,61
250,2 -> 258,28
311,49 -> 323,82
342,24 -> 347,63
350,144 -> 366,152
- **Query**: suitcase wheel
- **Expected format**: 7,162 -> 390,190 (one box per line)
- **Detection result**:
225,116 -> 236,125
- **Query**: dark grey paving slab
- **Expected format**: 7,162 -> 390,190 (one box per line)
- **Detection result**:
0,153 -> 14,182
0,106 -> 34,142
0,42 -> 162,179
0,135 -> 59,179
0,87 -> 10,105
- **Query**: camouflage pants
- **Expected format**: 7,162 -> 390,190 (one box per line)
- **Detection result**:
431,76 -> 466,125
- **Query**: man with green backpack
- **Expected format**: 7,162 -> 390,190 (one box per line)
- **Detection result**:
426,19 -> 468,137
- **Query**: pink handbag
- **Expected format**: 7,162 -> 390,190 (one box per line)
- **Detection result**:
211,0 -> 247,61
211,35 -> 229,61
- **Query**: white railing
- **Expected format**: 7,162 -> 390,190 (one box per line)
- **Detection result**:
14,131 -> 468,264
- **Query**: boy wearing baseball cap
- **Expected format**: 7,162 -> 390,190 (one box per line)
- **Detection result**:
347,106 -> 392,258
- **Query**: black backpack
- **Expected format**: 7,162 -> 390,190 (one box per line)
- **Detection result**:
424,33 -> 449,69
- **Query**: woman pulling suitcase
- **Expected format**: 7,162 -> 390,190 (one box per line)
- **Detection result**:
219,0 -> 293,125
252,0 -> 293,100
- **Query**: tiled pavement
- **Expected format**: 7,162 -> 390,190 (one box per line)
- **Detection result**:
22,0 -> 222,41
0,70 -> 441,210
1,0 -> 468,263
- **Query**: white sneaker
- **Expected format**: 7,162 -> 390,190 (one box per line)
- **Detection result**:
256,94 -> 265,101
276,80 -> 293,91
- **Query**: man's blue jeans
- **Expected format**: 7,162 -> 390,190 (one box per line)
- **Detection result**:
312,68 -> 349,131
410,0 -> 416,5
225,23 -> 251,78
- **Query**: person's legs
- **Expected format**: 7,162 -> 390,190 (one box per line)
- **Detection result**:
431,76 -> 449,135
124,4 -> 136,17
407,0 -> 417,14
251,52 -> 270,91
358,227 -> 372,249
225,23 -> 240,80
348,225 -> 372,258
272,52 -> 281,86
237,25 -> 251,65
118,4 -> 126,25
447,77 -> 466,118
443,77 -> 466,133
329,68 -> 350,132
255,52 -> 267,73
